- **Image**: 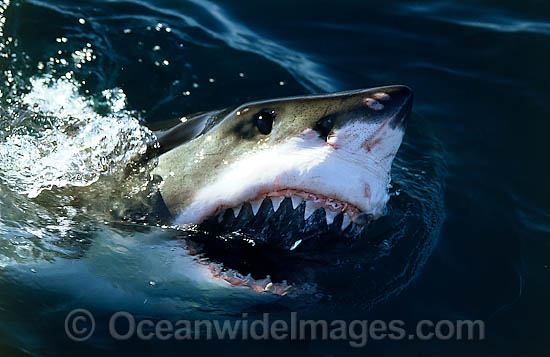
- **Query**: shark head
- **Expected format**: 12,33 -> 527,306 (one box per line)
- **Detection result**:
151,85 -> 412,247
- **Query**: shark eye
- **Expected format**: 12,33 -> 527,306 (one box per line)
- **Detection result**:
254,110 -> 275,135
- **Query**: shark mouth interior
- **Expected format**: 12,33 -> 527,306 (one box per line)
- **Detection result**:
187,188 -> 374,296
201,188 -> 372,252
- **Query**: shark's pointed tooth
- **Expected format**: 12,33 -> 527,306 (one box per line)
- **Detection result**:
232,205 -> 242,218
250,199 -> 263,216
325,209 -> 338,225
290,239 -> 302,251
341,214 -> 352,230
270,197 -> 284,211
290,195 -> 302,209
304,201 -> 316,220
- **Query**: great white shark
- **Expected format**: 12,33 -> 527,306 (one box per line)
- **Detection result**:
144,85 -> 413,252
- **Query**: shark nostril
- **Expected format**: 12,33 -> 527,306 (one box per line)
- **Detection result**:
313,117 -> 334,141
373,92 -> 391,101
364,98 -> 384,111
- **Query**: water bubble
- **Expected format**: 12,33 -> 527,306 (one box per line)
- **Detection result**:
78,18 -> 86,25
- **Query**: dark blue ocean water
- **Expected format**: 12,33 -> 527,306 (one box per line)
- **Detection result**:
0,0 -> 548,355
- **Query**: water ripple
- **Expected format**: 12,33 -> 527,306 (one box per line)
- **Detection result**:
30,0 -> 335,92
185,0 -> 335,92
398,1 -> 550,35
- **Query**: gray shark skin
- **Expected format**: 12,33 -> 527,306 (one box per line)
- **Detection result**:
149,86 -> 412,249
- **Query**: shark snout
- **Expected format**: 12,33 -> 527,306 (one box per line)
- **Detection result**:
375,85 -> 413,129
311,85 -> 412,140
312,85 -> 411,159
358,85 -> 413,131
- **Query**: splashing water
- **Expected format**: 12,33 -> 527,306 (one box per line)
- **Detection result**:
0,75 -> 153,198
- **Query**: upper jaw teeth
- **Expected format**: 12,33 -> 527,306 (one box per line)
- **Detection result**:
341,214 -> 352,230
225,195 -> 357,231
232,204 -> 242,218
270,196 -> 284,211
325,210 -> 338,225
290,195 -> 301,209
304,201 -> 316,220
250,199 -> 263,215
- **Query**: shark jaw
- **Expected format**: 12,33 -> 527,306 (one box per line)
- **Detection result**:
172,116 -> 406,238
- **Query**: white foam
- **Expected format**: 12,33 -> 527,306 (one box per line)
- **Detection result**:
0,76 -> 153,198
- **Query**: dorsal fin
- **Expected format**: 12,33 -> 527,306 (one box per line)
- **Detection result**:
144,109 -> 225,160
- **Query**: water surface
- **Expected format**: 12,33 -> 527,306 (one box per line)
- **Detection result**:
0,0 -> 548,355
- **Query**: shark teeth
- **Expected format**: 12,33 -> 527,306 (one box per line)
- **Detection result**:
270,196 -> 284,211
341,214 -> 352,230
250,199 -> 263,215
290,195 -> 302,209
221,194 -> 357,231
304,201 -> 317,220
232,205 -> 242,218
325,210 -> 339,225
289,239 -> 302,251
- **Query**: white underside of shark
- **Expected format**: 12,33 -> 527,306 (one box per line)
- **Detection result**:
172,118 -> 404,228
